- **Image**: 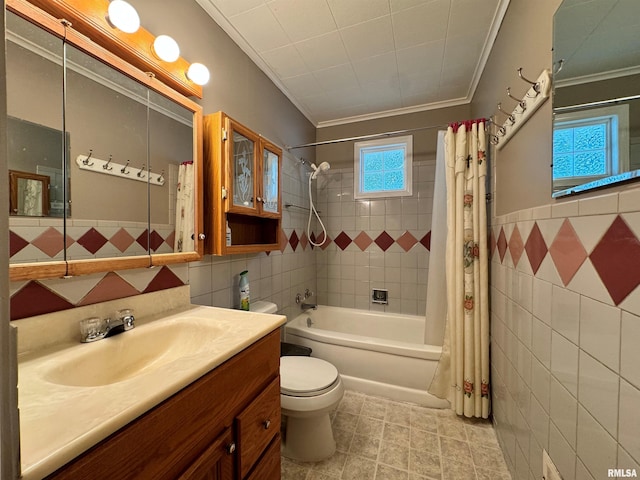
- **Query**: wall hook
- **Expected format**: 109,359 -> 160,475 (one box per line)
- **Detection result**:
103,154 -> 113,171
82,149 -> 95,166
157,170 -> 165,183
497,103 -> 516,126
497,126 -> 507,137
506,87 -> 527,112
553,59 -> 565,76
490,134 -> 500,145
137,164 -> 146,178
517,67 -> 540,97
121,160 -> 130,174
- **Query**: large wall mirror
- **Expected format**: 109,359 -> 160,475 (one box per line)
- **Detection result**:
552,0 -> 640,197
7,0 -> 203,280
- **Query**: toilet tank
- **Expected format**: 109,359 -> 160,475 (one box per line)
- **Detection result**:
250,301 -> 278,314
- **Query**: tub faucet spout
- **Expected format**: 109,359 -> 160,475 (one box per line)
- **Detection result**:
301,302 -> 317,311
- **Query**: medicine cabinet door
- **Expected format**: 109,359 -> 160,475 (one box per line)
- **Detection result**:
227,118 -> 260,215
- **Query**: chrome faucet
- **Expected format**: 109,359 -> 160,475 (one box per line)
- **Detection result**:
300,302 -> 317,311
80,309 -> 135,343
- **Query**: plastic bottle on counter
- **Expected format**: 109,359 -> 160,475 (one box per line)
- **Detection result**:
239,270 -> 250,311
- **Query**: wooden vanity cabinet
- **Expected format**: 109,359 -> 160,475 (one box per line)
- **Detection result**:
203,112 -> 282,255
46,330 -> 281,480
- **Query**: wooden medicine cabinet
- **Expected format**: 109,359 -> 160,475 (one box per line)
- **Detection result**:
6,0 -> 204,281
204,112 -> 282,255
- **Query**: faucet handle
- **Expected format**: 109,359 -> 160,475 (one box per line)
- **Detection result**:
304,289 -> 313,299
80,317 -> 108,343
116,309 -> 135,331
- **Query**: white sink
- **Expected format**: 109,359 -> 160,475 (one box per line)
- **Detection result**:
43,318 -> 226,387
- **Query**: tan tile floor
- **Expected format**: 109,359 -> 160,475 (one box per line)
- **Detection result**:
281,390 -> 511,480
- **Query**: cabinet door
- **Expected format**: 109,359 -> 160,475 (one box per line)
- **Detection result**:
178,428 -> 234,480
259,141 -> 281,218
227,119 -> 259,214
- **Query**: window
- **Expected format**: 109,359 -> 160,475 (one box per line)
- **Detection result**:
553,105 -> 629,191
354,135 -> 412,199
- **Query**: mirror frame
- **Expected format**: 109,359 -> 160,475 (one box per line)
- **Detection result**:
7,0 -> 203,282
9,170 -> 50,217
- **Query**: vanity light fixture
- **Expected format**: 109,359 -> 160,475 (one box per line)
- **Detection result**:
186,63 -> 210,86
153,35 -> 180,63
107,0 -> 140,34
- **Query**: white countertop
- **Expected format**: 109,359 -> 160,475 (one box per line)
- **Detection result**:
17,304 -> 285,480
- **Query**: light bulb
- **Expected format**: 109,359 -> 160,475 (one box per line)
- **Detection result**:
153,35 -> 180,62
107,0 -> 140,34
187,63 -> 210,86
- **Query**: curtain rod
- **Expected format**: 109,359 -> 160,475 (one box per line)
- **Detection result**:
286,119 -> 493,150
553,94 -> 640,113
286,124 -> 448,150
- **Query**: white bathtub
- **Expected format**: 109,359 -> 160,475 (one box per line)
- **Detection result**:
285,306 -> 449,408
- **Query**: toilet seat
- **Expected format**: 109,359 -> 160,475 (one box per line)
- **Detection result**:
280,356 -> 339,397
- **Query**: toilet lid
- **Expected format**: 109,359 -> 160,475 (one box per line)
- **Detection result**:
280,356 -> 339,396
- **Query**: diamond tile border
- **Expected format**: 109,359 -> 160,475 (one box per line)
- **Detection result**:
9,224 -> 175,260
493,214 -> 640,306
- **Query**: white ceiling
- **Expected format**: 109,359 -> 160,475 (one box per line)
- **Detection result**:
195,0 -> 510,127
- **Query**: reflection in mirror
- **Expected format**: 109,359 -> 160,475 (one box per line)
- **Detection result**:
6,10 -> 65,263
64,43 -> 150,260
148,90 -> 195,254
9,170 -> 50,216
552,0 -> 640,197
7,0 -> 203,280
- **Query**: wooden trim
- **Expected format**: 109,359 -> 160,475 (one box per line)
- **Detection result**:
9,262 -> 67,282
223,243 -> 280,256
24,0 -> 202,98
204,112 -> 224,255
193,109 -> 205,257
256,140 -> 282,220
225,117 -> 261,216
150,251 -> 200,267
66,256 -> 151,277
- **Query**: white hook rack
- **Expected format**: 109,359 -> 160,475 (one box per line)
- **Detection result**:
76,154 -> 165,186
495,69 -> 551,150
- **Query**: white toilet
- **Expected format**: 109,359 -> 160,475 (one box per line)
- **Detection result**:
280,356 -> 344,462
250,300 -> 344,462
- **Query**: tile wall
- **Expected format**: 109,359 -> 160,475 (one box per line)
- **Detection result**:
9,153 -> 317,323
489,189 -> 640,479
314,159 -> 436,315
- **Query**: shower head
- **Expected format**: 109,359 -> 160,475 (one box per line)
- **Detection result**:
310,161 -> 331,180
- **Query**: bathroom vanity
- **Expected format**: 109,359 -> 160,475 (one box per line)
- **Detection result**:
14,287 -> 285,480
47,331 -> 281,480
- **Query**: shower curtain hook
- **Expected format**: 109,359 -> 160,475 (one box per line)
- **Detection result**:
517,67 -> 540,97
496,103 -> 516,126
506,87 -> 527,112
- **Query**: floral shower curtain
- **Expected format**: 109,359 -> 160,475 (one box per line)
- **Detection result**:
430,119 -> 490,418
174,161 -> 194,253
